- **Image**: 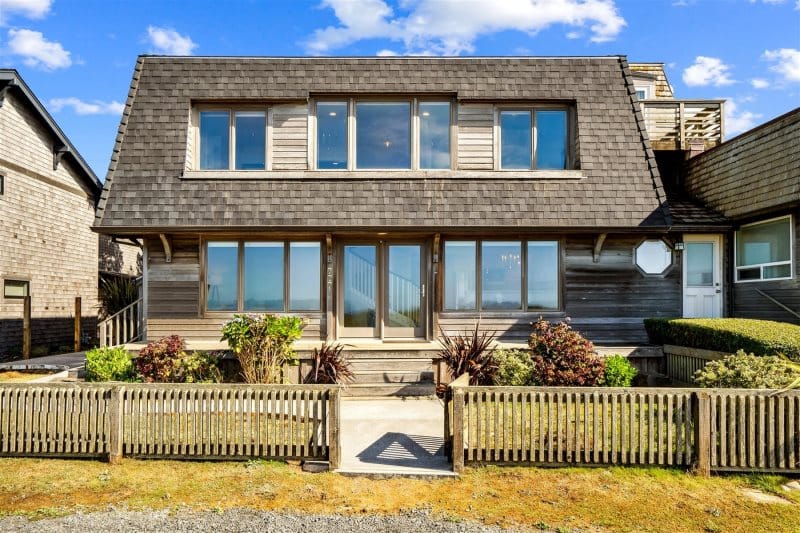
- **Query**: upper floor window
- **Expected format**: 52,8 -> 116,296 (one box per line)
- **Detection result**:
736,216 -> 793,282
499,108 -> 568,170
198,108 -> 267,170
315,99 -> 451,170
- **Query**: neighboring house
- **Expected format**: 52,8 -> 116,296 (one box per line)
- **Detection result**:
95,53 -> 734,375
683,109 -> 800,324
99,235 -> 142,280
0,69 -> 102,354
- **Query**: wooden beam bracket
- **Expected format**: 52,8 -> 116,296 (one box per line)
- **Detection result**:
53,143 -> 68,171
593,233 -> 608,263
159,233 -> 173,263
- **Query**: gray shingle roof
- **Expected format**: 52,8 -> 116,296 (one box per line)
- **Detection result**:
95,55 -> 720,232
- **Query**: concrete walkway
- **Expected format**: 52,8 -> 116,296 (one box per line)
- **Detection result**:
0,352 -> 85,373
338,397 -> 455,478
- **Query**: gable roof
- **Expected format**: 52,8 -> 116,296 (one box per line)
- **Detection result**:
0,69 -> 101,197
95,55 -> 716,233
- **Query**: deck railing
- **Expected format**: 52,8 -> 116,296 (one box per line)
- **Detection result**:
0,383 -> 341,466
98,298 -> 143,347
640,99 -> 724,151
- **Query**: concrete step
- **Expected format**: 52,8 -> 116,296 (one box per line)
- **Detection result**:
351,370 -> 434,384
342,383 -> 436,397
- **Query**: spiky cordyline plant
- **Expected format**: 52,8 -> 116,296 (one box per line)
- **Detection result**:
305,342 -> 354,385
438,323 -> 498,386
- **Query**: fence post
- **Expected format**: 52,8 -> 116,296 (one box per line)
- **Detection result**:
74,297 -> 81,352
22,295 -> 31,359
452,386 -> 465,473
328,388 -> 341,470
108,386 -> 124,464
693,391 -> 711,476
443,387 -> 452,459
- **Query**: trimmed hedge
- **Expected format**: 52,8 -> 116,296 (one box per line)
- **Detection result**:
644,318 -> 800,362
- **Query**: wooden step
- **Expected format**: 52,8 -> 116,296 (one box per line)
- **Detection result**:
351,370 -> 435,384
343,383 -> 436,397
348,358 -> 433,372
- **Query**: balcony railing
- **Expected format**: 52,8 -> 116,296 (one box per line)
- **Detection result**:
640,99 -> 725,151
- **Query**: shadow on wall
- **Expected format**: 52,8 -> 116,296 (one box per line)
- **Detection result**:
0,316 -> 98,358
99,236 -> 142,277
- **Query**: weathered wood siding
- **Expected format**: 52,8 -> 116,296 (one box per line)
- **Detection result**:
272,104 -> 308,170
732,209 -> 800,324
0,89 -> 99,353
147,314 -> 323,341
457,104 -> 494,170
683,110 -> 799,219
439,235 -> 681,344
629,63 -> 673,98
145,237 -> 200,319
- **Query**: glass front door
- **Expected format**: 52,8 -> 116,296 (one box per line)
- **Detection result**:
340,242 -> 426,339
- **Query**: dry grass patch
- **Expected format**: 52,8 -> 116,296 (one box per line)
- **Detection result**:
0,371 -> 51,383
0,459 -> 797,532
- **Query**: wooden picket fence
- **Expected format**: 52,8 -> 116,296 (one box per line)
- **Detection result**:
447,378 -> 800,474
663,344 -> 727,384
0,383 -> 341,466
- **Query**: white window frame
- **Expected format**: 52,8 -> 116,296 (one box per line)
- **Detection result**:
734,214 -> 794,283
3,278 -> 30,300
635,87 -> 649,100
494,105 -> 571,171
311,97 -> 453,171
194,105 -> 271,171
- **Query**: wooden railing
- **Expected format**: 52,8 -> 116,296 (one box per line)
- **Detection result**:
0,383 -> 341,467
448,382 -> 800,474
98,298 -> 143,347
664,345 -> 727,384
640,100 -> 724,151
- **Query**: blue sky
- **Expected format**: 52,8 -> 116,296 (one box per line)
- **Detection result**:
1,0 -> 798,178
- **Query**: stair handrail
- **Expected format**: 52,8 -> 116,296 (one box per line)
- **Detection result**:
98,298 -> 143,347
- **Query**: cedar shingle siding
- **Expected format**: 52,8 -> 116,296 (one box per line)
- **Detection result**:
96,56 -> 675,231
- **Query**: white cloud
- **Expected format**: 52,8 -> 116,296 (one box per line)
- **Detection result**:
763,48 -> 800,82
749,0 -> 786,4
49,97 -> 125,116
723,97 -> 762,136
682,56 -> 735,87
750,78 -> 769,89
0,0 -> 51,24
146,25 -> 197,55
565,31 -> 582,39
376,48 -> 399,56
306,0 -> 626,55
7,28 -> 71,70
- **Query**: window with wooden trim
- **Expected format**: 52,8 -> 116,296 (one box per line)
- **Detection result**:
735,216 -> 794,282
314,98 -> 451,170
498,107 -> 569,170
206,240 -> 321,312
3,279 -> 29,299
443,239 -> 560,311
197,108 -> 268,170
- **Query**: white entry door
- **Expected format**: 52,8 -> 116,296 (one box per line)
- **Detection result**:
682,234 -> 723,318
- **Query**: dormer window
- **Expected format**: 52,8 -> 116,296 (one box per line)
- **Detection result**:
314,99 -> 452,171
197,108 -> 267,170
499,108 -> 569,170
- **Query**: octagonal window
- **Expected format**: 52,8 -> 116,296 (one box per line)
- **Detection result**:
635,239 -> 672,274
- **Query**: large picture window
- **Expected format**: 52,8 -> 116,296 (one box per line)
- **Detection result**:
735,216 -> 793,282
316,99 -> 451,170
206,240 -> 321,312
499,108 -> 568,170
198,108 -> 267,171
443,239 -> 560,311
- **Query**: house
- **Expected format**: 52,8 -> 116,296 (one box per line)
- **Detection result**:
94,55 -> 733,389
682,108 -> 799,323
0,69 -> 102,355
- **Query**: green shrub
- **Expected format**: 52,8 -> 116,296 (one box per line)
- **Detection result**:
693,350 -> 800,389
175,350 -> 222,383
85,346 -> 136,382
601,354 -> 638,387
528,319 -> 606,386
493,349 -> 534,386
221,314 -> 304,384
644,318 -> 800,362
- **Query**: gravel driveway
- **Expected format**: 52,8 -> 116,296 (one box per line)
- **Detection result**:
0,508 -> 521,532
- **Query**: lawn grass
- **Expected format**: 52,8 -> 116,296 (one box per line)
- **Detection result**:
0,458 -> 797,531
